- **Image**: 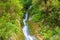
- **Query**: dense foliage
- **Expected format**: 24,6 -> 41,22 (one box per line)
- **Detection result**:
0,0 -> 60,40
0,0 -> 24,40
29,0 -> 60,40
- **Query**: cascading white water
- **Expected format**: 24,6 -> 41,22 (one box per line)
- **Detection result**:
22,11 -> 36,40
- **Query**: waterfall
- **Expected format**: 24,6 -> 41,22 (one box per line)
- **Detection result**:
22,11 -> 36,40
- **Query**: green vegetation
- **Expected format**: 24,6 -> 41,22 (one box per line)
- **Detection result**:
0,0 -> 24,40
0,0 -> 60,40
28,0 -> 60,40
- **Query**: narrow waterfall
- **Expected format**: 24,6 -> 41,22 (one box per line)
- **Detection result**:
22,11 -> 36,40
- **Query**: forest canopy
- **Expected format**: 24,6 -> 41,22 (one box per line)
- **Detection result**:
0,0 -> 60,40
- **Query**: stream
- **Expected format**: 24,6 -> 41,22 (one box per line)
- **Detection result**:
22,11 -> 36,40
